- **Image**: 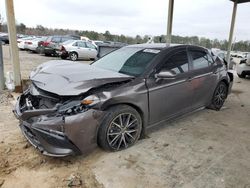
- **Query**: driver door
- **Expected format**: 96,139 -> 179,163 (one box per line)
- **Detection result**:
146,49 -> 194,125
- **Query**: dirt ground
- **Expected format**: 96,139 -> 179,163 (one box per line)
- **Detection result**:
0,45 -> 250,188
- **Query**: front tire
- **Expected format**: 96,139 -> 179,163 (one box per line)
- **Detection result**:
208,82 -> 228,111
69,52 -> 78,61
98,105 -> 142,151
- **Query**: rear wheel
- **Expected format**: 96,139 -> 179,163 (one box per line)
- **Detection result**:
69,52 -> 78,61
208,82 -> 228,111
237,73 -> 246,78
98,105 -> 142,151
61,55 -> 67,60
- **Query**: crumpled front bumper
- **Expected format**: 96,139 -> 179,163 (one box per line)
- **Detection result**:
13,93 -> 104,157
19,121 -> 80,157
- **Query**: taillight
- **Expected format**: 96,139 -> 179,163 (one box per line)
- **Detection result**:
43,41 -> 50,46
61,46 -> 66,51
25,42 -> 32,45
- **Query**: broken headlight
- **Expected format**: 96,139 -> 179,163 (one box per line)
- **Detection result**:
58,95 -> 100,115
58,100 -> 84,115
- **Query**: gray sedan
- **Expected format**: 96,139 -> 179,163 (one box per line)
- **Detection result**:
13,43 -> 233,157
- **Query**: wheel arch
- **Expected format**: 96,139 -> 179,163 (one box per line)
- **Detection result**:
220,79 -> 229,88
69,51 -> 78,56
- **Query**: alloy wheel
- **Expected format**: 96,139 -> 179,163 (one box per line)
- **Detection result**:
214,84 -> 227,108
70,53 -> 77,61
107,113 -> 140,150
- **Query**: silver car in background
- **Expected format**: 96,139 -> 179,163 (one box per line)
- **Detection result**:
58,40 -> 98,61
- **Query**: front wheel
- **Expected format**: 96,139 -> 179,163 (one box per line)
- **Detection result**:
208,82 -> 228,111
98,105 -> 142,151
69,52 -> 78,61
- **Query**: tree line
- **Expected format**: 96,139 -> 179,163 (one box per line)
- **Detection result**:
1,21 -> 250,52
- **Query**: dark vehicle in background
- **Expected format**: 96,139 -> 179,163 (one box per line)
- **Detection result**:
42,35 -> 80,56
0,33 -> 9,44
13,44 -> 233,157
96,41 -> 127,58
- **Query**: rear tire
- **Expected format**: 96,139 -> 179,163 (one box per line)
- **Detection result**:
237,73 -> 246,78
69,52 -> 78,61
208,82 -> 228,111
61,55 -> 67,60
98,105 -> 142,151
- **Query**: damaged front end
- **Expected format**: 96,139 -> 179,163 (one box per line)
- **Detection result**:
13,84 -> 104,157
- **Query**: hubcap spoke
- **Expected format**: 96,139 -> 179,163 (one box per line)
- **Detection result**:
126,119 -> 137,128
126,129 -> 137,134
112,122 -> 122,130
108,132 -> 120,136
110,134 -> 120,145
117,135 -> 123,150
119,115 -> 123,127
122,134 -> 128,148
125,114 -> 131,127
126,132 -> 135,140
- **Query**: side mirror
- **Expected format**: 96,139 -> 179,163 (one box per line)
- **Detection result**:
155,70 -> 176,80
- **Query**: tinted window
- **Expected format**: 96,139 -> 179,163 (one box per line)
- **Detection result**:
51,37 -> 61,43
78,42 -> 86,48
191,51 -> 210,70
61,37 -> 71,42
161,51 -> 189,75
86,42 -> 96,49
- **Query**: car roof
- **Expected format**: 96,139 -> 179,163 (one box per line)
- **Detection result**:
126,43 -> 207,51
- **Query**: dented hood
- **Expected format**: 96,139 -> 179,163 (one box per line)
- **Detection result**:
30,60 -> 133,96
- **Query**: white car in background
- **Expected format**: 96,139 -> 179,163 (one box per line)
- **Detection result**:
17,36 -> 35,50
58,40 -> 98,61
26,37 -> 47,52
236,54 -> 250,78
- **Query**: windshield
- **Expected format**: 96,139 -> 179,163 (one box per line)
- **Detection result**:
62,40 -> 75,45
92,47 -> 160,76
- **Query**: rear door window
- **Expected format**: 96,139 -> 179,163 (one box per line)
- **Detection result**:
190,51 -> 211,70
86,42 -> 96,49
77,42 -> 86,48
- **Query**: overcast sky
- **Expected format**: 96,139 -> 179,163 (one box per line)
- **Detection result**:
0,0 -> 250,41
